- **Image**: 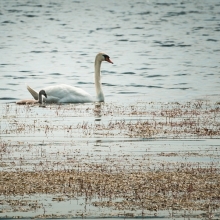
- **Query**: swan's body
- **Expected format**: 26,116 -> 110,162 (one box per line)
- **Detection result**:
27,53 -> 113,103
16,90 -> 47,105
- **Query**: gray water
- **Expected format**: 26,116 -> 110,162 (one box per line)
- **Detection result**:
1,0 -> 220,103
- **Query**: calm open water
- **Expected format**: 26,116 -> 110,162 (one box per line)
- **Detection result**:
0,0 -> 220,104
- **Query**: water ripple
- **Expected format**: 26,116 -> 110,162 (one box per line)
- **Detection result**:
49,73 -> 61,76
122,72 -> 136,75
0,97 -> 16,100
0,0 -> 219,104
146,74 -> 167,78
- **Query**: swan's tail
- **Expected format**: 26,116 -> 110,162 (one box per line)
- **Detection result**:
27,85 -> 38,100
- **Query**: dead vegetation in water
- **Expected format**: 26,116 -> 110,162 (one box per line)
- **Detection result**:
1,101 -> 220,138
0,101 -> 220,218
0,168 -> 220,213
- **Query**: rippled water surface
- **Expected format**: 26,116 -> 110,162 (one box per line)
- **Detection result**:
1,0 -> 220,103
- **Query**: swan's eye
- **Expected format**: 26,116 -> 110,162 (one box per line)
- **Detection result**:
103,54 -> 109,60
103,54 -> 113,64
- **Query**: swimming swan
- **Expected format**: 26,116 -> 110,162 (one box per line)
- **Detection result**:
16,90 -> 47,105
27,53 -> 113,103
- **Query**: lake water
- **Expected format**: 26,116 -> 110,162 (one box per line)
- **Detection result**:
0,0 -> 220,103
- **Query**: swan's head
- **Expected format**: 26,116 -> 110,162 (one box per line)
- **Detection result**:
97,53 -> 113,64
39,90 -> 47,98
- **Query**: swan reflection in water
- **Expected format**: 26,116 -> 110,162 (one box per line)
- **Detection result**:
94,102 -> 102,120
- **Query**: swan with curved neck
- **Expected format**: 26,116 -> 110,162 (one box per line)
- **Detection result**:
27,53 -> 113,103
16,90 -> 47,105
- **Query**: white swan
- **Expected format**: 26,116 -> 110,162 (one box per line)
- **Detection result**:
27,53 -> 113,103
16,90 -> 47,105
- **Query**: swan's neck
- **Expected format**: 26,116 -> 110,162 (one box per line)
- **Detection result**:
95,57 -> 104,102
38,94 -> 43,104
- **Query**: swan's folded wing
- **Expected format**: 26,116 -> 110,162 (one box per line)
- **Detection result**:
27,85 -> 38,100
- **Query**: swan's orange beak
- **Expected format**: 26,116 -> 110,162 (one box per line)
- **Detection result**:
106,58 -> 113,64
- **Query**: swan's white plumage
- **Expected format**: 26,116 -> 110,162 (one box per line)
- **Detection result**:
26,53 -> 113,103
27,83 -> 93,103
44,84 -> 93,103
